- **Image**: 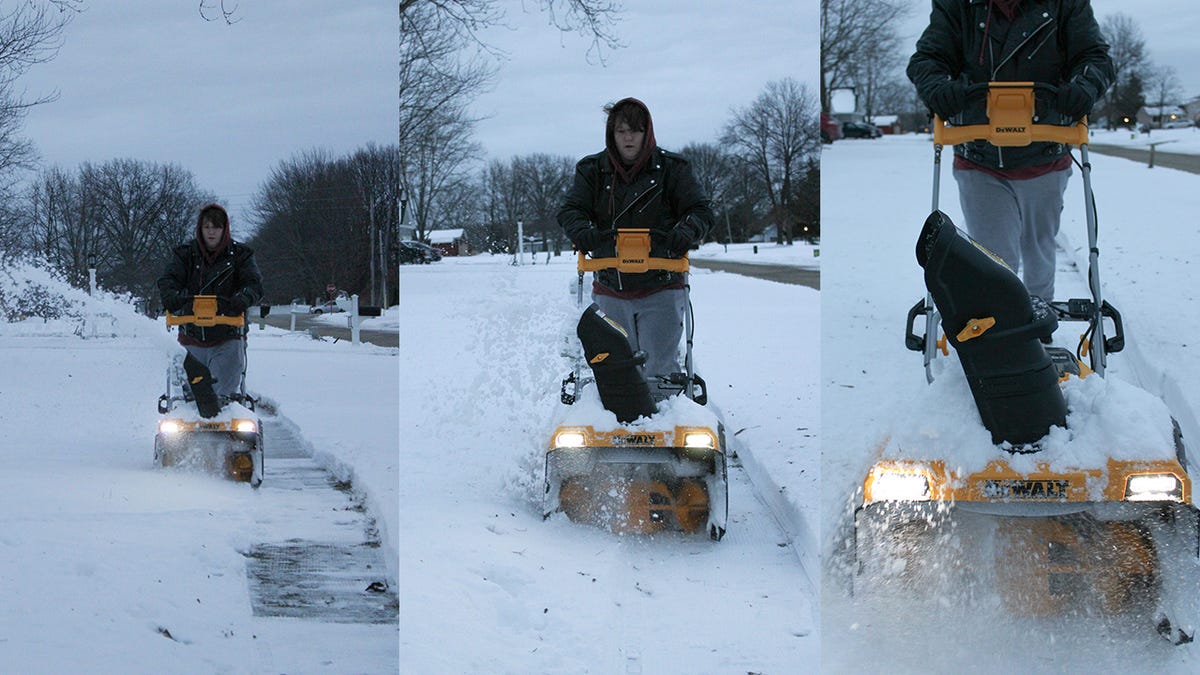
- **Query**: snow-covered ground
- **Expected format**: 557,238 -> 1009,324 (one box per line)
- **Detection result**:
822,134 -> 1200,672
507,239 -> 822,270
1091,126 -> 1200,154
0,263 -> 398,672
691,240 -> 822,268
399,249 -> 820,671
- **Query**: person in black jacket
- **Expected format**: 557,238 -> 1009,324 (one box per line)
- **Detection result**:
558,98 -> 714,382
157,203 -> 264,399
908,0 -> 1114,303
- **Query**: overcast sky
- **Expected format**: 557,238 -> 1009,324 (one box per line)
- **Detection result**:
17,1 -> 396,231
899,1 -> 1200,99
469,1 -> 818,163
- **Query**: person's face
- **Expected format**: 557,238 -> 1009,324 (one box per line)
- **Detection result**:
201,219 -> 224,251
613,122 -> 645,163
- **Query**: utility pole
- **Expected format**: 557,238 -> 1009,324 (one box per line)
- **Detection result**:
368,197 -> 377,306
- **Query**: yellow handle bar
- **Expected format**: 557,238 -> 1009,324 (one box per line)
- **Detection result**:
933,81 -> 1089,147
166,294 -> 245,328
576,228 -> 689,274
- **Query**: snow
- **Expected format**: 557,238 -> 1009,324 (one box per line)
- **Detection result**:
690,240 -> 822,268
0,262 -> 398,672
822,133 -> 1200,671
1091,126 -> 1200,154
399,250 -> 820,671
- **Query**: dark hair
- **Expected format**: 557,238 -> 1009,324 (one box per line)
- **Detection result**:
198,203 -> 229,230
604,100 -> 648,132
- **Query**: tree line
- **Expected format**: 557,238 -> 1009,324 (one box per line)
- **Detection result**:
821,3 -> 1184,132
3,143 -> 400,313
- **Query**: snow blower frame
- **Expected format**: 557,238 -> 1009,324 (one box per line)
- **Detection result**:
154,295 -> 264,487
855,82 -> 1200,643
545,229 -> 728,541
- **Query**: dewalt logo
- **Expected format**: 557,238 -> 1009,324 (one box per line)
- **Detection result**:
995,126 -> 1026,134
982,479 -> 1069,500
612,433 -> 656,446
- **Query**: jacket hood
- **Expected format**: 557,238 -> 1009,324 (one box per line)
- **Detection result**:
605,97 -> 657,184
195,203 -> 232,263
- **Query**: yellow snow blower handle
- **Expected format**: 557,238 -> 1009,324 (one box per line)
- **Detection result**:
933,81 -> 1089,148
577,228 -> 689,274
166,295 -> 245,328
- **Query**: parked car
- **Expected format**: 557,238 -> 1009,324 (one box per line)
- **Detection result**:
841,121 -> 883,139
399,240 -> 442,264
821,113 -> 842,144
310,300 -> 344,315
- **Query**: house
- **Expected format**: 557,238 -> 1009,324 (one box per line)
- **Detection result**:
427,228 -> 472,256
1136,104 -> 1192,128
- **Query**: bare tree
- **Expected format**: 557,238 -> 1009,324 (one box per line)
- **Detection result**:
400,108 -> 481,243
679,142 -> 736,243
0,2 -> 81,188
481,158 -> 522,252
820,0 -> 908,113
23,166 -> 95,283
1145,65 -> 1182,128
1099,13 -> 1148,129
514,153 -> 573,254
854,31 -> 905,121
399,0 -> 622,58
250,150 -> 369,303
399,3 -> 495,150
722,79 -> 820,245
82,159 -> 206,303
349,144 -> 400,306
19,159 -> 208,305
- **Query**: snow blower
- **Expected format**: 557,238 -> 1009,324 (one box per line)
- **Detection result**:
545,229 -> 728,540
855,82 -> 1200,643
155,295 -> 264,486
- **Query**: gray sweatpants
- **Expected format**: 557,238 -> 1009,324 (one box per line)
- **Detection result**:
954,166 -> 1071,300
592,288 -> 686,381
184,340 -> 246,398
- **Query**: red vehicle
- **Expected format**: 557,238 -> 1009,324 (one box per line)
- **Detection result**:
821,113 -> 842,144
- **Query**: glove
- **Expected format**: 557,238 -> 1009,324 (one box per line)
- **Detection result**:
662,216 -> 702,254
168,291 -> 191,315
217,295 -> 247,316
572,226 -> 614,253
927,78 -> 968,120
1055,82 -> 1094,121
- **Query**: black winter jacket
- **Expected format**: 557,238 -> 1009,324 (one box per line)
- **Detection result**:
557,147 -> 714,293
907,0 -> 1114,170
157,241 -> 264,345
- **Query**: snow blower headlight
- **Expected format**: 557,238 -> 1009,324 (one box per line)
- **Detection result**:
159,420 -> 182,434
869,469 -> 931,503
683,431 -> 716,450
1125,473 -> 1183,502
554,431 -> 587,449
234,419 -> 257,434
